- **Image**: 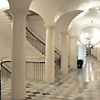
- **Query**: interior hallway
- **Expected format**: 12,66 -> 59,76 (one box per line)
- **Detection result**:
1,55 -> 100,100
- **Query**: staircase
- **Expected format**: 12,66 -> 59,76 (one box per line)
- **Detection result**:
26,27 -> 45,56
0,9 -> 61,81
0,9 -> 12,60
0,9 -> 44,61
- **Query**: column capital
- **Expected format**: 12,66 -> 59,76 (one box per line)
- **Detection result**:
10,10 -> 28,16
8,0 -> 32,15
61,32 -> 67,35
70,35 -> 78,39
61,31 -> 70,35
44,24 -> 57,29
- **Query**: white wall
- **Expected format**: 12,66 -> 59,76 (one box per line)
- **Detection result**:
0,33 -> 44,62
78,45 -> 86,65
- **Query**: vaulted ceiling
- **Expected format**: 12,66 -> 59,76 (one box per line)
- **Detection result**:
1,0 -> 100,47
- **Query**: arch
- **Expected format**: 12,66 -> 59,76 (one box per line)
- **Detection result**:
68,8 -> 100,37
55,0 -> 100,22
26,10 -> 46,42
56,10 -> 83,34
29,0 -> 45,24
29,0 -> 65,26
26,10 -> 45,23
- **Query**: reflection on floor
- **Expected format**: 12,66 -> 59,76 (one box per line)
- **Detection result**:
1,55 -> 100,100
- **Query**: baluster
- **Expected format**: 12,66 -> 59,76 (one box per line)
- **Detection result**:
6,71 -> 8,78
40,63 -> 41,81
40,43 -> 42,54
32,38 -> 34,47
32,63 -> 33,80
36,62 -> 38,80
30,63 -> 31,80
43,45 -> 45,54
38,62 -> 39,81
35,63 -> 36,80
26,63 -> 28,79
5,69 -> 7,78
30,63 -> 31,79
1,68 -> 2,78
35,39 -> 37,48
2,68 -> 4,78
4,68 -> 5,78
41,63 -> 44,81
43,44 -> 44,54
38,63 -> 40,81
41,44 -> 43,54
38,41 -> 40,52
33,63 -> 35,80
28,63 -> 29,79
36,62 -> 37,80
37,40 -> 39,50
4,69 -> 5,78
34,63 -> 35,80
26,63 -> 27,79
1,67 -> 2,78
33,37 -> 35,48
35,39 -> 37,49
27,63 -> 29,80
37,63 -> 39,81
42,63 -> 44,81
35,63 -> 37,80
8,73 -> 10,78
8,72 -> 9,78
30,63 -> 32,80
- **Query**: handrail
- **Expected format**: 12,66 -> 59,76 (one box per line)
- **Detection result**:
4,9 -> 61,57
1,60 -> 60,78
4,10 -> 61,74
4,10 -> 61,57
26,27 -> 45,45
1,61 -> 11,74
1,56 -> 11,62
26,36 -> 41,43
26,25 -> 61,55
1,56 -> 45,62
26,27 -> 61,56
1,61 -> 45,81
1,60 -> 45,73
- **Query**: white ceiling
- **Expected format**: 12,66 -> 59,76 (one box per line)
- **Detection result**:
1,0 -> 100,47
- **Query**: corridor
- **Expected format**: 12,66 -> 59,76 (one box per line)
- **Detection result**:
1,55 -> 100,100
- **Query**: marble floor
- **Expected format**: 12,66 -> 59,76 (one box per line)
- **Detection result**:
1,55 -> 100,100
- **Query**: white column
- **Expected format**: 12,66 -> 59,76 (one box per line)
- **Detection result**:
94,47 -> 95,57
95,47 -> 97,58
97,45 -> 100,61
70,36 -> 78,69
97,47 -> 99,60
11,11 -> 26,99
45,25 -> 56,83
93,48 -> 94,56
61,33 -> 68,74
68,34 -> 70,68
98,46 -> 100,61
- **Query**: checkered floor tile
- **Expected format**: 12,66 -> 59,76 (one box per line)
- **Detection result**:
1,55 -> 100,100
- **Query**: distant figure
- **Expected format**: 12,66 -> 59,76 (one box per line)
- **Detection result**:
77,59 -> 83,69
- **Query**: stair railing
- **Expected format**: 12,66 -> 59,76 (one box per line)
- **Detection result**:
1,61 -> 11,78
1,60 -> 45,81
4,10 -> 61,77
26,27 -> 61,76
